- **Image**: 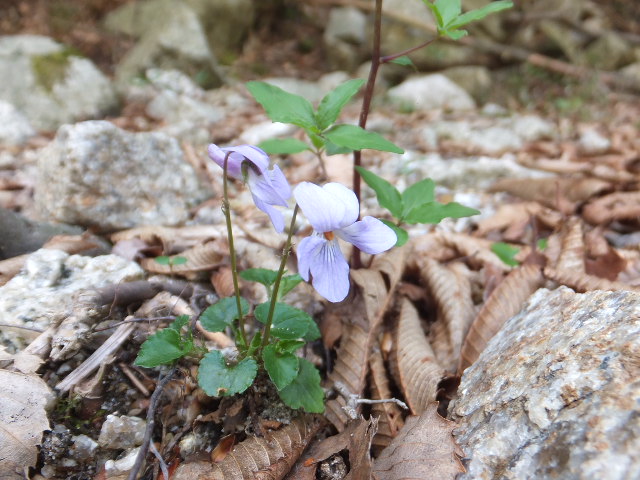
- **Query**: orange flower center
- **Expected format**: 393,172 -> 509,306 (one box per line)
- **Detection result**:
324,231 -> 335,241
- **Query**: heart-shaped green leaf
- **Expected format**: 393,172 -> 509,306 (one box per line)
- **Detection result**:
198,350 -> 257,397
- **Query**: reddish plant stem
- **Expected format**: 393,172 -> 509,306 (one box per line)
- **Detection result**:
351,0 -> 383,269
380,37 -> 437,64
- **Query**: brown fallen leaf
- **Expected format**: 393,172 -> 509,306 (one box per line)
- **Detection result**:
323,248 -> 405,432
172,415 -> 324,480
111,225 -> 223,250
372,403 -> 464,480
389,299 -> 444,415
474,202 -> 563,239
211,266 -> 235,297
369,348 -> 404,456
420,259 -> 475,372
458,263 -> 544,374
286,418 -> 376,480
0,370 -> 54,480
582,191 -> 640,225
140,241 -> 225,275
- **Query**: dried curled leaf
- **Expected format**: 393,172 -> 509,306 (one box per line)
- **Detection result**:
372,403 -> 464,480
582,191 -> 640,225
489,177 -> 610,213
172,415 -> 324,480
110,225 -> 223,247
458,264 -> 544,374
369,349 -> 404,456
555,217 -> 586,272
0,370 -> 54,479
324,248 -> 405,432
390,299 -> 444,415
420,259 -> 475,372
140,241 -> 225,274
475,202 -> 562,239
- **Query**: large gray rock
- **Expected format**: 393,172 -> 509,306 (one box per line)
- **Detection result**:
324,7 -> 368,71
387,74 -> 476,112
104,0 -> 225,89
0,35 -> 118,131
451,287 -> 640,480
0,249 -> 143,349
584,32 -> 634,71
36,121 -> 210,230
442,66 -> 492,104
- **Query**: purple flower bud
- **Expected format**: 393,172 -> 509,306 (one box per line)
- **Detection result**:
208,144 -> 291,232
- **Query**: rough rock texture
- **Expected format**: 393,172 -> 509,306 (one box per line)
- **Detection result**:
0,249 -> 143,349
0,100 -> 35,145
144,69 -> 224,144
387,74 -> 476,112
98,415 -> 146,449
324,7 -> 368,71
0,35 -> 118,131
451,287 -> 640,480
36,121 -> 209,230
104,0 -> 224,89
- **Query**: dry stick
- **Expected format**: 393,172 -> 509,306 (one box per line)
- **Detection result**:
119,362 -> 151,397
127,368 -> 177,480
309,0 -> 640,93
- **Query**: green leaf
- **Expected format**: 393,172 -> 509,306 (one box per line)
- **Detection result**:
274,339 -> 306,354
450,1 -> 513,30
171,256 -> 187,266
537,238 -> 548,251
380,219 -> 409,247
262,344 -> 299,390
315,78 -> 365,130
278,274 -> 303,299
169,315 -> 190,331
258,138 -> 310,155
154,256 -> 170,265
254,302 -> 316,340
324,124 -> 404,154
302,318 -> 321,342
246,81 -> 317,130
198,350 -> 258,397
389,55 -> 415,67
246,331 -> 262,358
355,166 -> 403,218
278,358 -> 324,413
325,140 -> 352,155
240,268 -> 278,287
404,201 -> 480,224
491,242 -> 520,267
401,178 -> 435,219
428,0 -> 461,28
200,297 -> 250,332
135,327 -> 192,367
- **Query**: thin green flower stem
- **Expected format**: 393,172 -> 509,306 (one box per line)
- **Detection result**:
313,147 -> 328,179
222,152 -> 248,347
261,204 -> 299,348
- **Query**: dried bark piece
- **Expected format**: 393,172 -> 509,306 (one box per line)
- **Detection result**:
140,241 -> 225,274
372,403 -> 464,480
369,349 -> 404,456
324,248 -> 405,432
172,415 -> 324,480
420,259 -> 475,372
582,191 -> 640,225
390,299 -> 444,415
458,264 -> 544,374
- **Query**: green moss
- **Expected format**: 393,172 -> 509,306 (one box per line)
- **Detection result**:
31,47 -> 82,92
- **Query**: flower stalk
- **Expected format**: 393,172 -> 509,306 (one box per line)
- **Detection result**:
261,205 -> 299,348
222,152 -> 248,347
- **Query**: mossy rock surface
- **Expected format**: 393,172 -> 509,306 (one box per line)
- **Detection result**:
31,47 -> 83,92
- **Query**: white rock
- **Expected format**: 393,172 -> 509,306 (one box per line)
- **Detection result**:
578,127 -> 611,155
70,434 -> 98,461
387,74 -> 476,112
36,121 -> 210,230
237,121 -> 296,146
0,101 -> 35,145
104,447 -> 141,476
0,249 -> 143,348
324,7 -> 367,45
0,35 -> 118,131
452,287 -> 640,480
98,414 -> 147,449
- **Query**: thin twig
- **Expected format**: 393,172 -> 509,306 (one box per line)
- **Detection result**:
127,368 -> 177,480
355,397 -> 409,410
119,362 -> 151,397
93,316 -> 175,332
149,441 -> 170,480
0,323 -> 44,333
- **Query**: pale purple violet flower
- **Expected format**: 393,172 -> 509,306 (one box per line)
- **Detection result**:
208,144 -> 291,232
294,182 -> 397,302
